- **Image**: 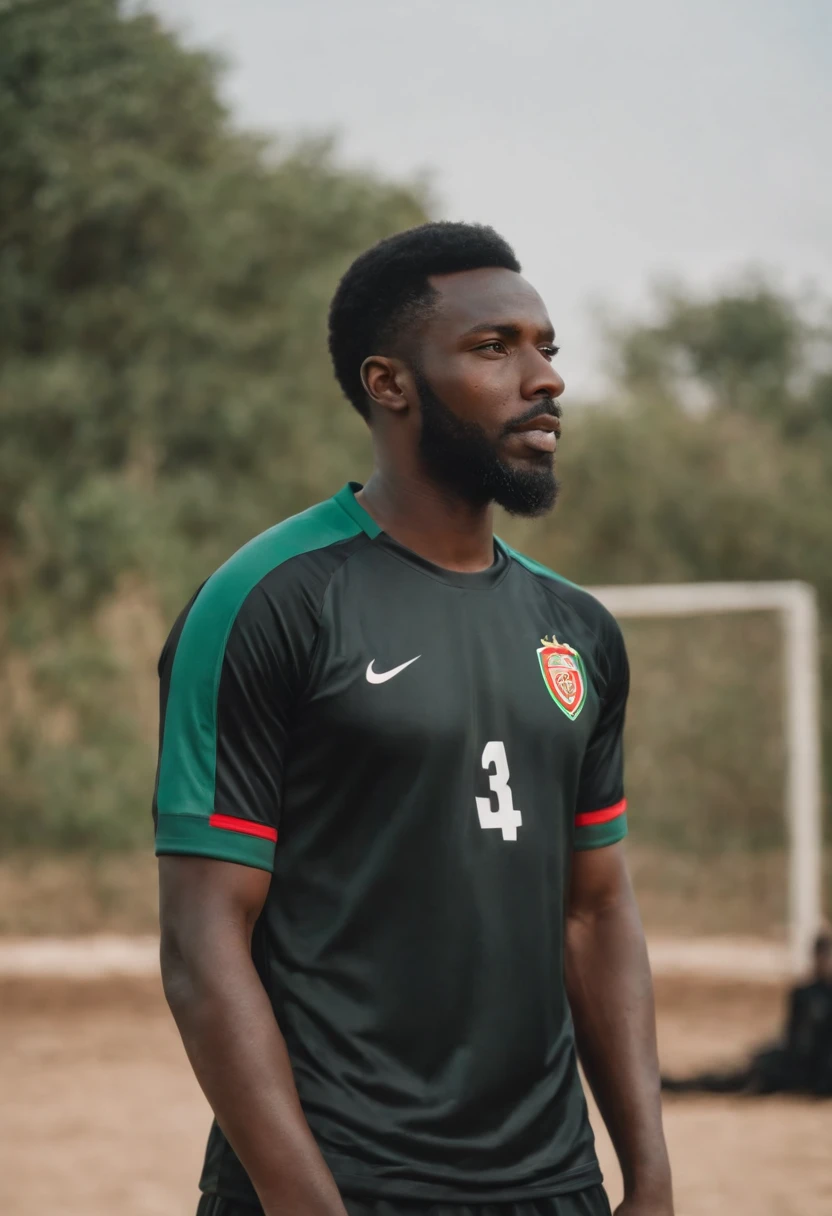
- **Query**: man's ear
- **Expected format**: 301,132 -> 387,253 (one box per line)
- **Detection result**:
361,356 -> 410,414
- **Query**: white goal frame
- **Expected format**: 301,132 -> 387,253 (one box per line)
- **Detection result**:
588,580 -> 823,973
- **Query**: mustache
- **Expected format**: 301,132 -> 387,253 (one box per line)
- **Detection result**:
503,399 -> 562,435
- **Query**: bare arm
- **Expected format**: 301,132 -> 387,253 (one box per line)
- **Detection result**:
565,842 -> 673,1216
159,855 -> 348,1216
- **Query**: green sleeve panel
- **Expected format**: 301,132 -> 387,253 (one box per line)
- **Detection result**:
154,491 -> 368,869
573,808 -> 629,851
155,812 -> 277,870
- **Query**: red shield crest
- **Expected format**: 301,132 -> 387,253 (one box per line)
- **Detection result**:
536,637 -> 587,720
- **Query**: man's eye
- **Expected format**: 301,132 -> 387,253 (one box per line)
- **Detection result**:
540,345 -> 560,361
477,341 -> 506,354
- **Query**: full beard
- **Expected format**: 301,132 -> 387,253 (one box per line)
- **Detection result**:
414,369 -> 559,518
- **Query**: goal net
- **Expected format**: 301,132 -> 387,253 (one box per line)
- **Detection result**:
587,581 -> 823,976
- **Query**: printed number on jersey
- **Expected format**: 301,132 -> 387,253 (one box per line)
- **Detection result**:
476,741 -> 522,841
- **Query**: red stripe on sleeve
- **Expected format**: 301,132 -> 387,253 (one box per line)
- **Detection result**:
208,813 -> 278,842
575,798 -> 627,828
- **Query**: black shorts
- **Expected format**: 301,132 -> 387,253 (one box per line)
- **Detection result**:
196,1186 -> 612,1216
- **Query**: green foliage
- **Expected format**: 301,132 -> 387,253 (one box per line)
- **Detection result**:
613,281 -> 805,417
0,0 -> 427,846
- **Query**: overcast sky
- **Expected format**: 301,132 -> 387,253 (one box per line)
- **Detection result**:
152,0 -> 831,392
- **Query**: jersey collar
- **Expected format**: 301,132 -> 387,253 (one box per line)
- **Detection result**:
333,482 -> 382,538
333,483 -> 510,591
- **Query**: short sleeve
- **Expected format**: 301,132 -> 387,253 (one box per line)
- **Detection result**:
573,617 -> 630,850
153,579 -> 312,872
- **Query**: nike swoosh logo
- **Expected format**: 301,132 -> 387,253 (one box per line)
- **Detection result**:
365,656 -> 421,685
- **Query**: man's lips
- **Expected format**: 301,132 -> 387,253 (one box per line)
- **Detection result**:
508,414 -> 560,453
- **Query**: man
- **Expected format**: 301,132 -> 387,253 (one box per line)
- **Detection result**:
662,930 -> 832,1098
155,222 -> 673,1216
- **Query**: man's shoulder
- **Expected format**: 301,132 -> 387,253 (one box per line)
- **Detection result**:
210,493 -> 369,598
204,490 -> 372,605
793,979 -> 832,1003
164,493 -> 370,660
503,542 -> 621,642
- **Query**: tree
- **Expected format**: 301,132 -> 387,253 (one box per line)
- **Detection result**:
0,0 -> 428,847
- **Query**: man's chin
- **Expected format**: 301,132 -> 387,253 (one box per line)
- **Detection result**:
491,468 -> 559,518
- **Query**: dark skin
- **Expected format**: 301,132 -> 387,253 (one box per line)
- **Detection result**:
565,846 -> 672,1216
159,266 -> 672,1216
159,856 -> 349,1216
358,266 -> 564,571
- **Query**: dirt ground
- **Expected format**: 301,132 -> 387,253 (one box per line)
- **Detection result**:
2,974 -> 830,1216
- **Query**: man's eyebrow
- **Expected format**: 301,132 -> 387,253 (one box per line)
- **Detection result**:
459,322 -> 557,342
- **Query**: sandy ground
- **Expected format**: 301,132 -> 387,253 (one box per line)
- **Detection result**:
2,974 -> 831,1216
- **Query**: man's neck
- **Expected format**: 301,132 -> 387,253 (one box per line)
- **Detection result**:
356,472 -> 495,573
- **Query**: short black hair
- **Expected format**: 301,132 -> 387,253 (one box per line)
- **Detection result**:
328,221 -> 521,417
815,930 -> 832,956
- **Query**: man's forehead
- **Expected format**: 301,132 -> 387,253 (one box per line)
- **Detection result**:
427,266 -> 551,332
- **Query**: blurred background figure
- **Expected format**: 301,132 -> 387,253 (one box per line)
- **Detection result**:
662,931 -> 832,1097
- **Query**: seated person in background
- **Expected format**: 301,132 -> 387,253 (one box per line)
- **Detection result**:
662,930 -> 832,1097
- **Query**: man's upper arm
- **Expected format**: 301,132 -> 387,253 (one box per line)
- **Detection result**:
573,613 -> 630,852
568,840 -> 631,920
153,571 -> 312,874
159,854 -> 272,953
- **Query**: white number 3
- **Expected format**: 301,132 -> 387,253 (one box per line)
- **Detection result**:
475,741 -> 523,842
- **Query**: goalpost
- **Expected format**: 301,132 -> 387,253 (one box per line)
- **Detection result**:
588,580 -> 823,974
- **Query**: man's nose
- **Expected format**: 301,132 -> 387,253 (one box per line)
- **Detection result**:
520,350 -> 564,401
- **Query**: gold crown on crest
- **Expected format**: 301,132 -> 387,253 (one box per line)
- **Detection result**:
540,633 -> 577,653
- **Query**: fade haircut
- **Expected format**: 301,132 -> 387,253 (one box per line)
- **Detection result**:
328,221 -> 521,417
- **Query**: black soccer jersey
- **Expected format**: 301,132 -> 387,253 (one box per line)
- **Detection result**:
153,483 -> 629,1205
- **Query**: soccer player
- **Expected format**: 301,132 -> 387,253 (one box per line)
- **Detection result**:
662,929 -> 832,1097
155,222 -> 673,1216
